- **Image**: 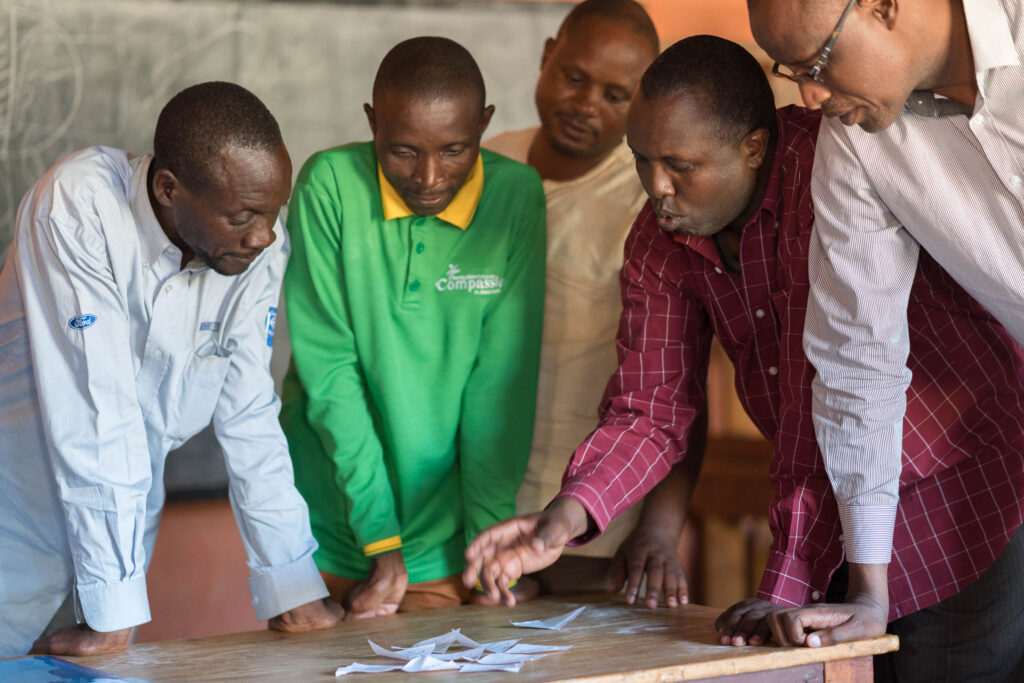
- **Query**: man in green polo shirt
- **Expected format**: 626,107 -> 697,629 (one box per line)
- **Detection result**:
281,36 -> 546,619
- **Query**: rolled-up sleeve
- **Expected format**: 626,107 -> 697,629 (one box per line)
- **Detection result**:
804,118 -> 918,564
213,223 -> 328,620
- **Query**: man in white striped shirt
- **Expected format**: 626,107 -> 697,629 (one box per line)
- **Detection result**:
747,0 -> 1024,679
0,82 -> 340,658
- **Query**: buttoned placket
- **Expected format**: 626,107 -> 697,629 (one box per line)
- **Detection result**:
402,217 -> 429,309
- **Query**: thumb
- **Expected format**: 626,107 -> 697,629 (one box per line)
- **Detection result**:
534,515 -> 570,550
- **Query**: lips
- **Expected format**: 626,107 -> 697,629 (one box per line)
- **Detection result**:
556,113 -> 596,141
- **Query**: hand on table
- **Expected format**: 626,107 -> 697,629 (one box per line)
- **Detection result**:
268,597 -> 344,632
463,497 -> 590,607
30,624 -> 135,656
343,550 -> 408,619
611,525 -> 688,608
716,595 -> 887,647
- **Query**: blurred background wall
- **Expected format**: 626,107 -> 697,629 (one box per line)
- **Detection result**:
2,0 -> 793,641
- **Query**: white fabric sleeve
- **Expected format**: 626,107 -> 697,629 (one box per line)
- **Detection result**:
804,118 -> 919,564
15,186 -> 152,631
212,223 -> 327,620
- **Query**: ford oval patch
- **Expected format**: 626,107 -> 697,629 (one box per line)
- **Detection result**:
68,314 -> 97,330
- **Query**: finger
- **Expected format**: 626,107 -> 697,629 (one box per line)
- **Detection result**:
766,609 -> 805,647
747,618 -> 773,646
29,636 -> 52,655
731,609 -> 772,647
804,614 -> 874,647
325,599 -> 346,623
623,553 -> 647,605
677,568 -> 690,606
644,558 -> 665,609
498,573 -> 518,607
662,567 -> 682,608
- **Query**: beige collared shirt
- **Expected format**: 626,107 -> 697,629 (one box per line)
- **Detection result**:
486,128 -> 647,556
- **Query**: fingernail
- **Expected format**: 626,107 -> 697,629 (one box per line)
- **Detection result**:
720,636 -> 731,645
732,636 -> 745,646
749,636 -> 761,645
681,596 -> 688,604
667,598 -> 677,607
807,634 -> 821,647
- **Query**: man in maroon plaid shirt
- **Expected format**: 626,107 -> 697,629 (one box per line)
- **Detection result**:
465,35 -> 1024,680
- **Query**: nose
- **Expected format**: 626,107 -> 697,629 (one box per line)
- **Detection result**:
647,163 -> 674,200
243,217 -> 277,250
570,84 -> 601,117
797,80 -> 832,110
413,155 -> 442,189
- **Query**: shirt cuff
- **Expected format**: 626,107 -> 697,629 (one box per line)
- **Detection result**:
249,554 -> 329,621
363,536 -> 402,557
838,504 -> 897,564
77,575 -> 151,632
757,551 -> 834,607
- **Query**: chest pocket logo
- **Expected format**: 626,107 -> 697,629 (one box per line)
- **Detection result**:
434,264 -> 503,296
68,314 -> 97,329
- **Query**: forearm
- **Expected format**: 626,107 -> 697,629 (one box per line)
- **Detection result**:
636,407 -> 707,534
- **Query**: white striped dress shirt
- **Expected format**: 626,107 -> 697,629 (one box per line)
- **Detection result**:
0,147 -> 327,657
804,0 -> 1024,563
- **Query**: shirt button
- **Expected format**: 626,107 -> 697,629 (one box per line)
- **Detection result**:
714,267 -> 723,275
755,308 -> 765,319
415,218 -> 426,227
974,114 -> 985,127
409,280 -> 421,292
153,349 -> 163,358
811,591 -> 821,601
142,260 -> 151,269
768,366 -> 778,376
838,534 -> 845,543
164,284 -> 173,294
415,243 -> 425,254
1011,175 -> 1023,189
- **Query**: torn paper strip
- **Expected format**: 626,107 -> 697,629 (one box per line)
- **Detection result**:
507,643 -> 573,654
459,662 -> 524,673
335,662 -> 403,675
511,606 -> 586,630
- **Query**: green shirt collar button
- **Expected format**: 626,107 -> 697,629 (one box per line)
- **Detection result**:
409,280 -> 421,292
414,217 -> 427,227
415,243 -> 425,254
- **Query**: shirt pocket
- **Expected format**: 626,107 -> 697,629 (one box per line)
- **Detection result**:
173,347 -> 232,440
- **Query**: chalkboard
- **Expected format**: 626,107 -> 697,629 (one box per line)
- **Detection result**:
0,0 -> 570,495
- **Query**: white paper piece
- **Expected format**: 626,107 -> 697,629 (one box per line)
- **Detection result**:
401,655 -> 461,672
476,652 -> 546,665
480,638 -> 520,653
511,606 -> 586,630
410,628 -> 463,653
507,643 -> 573,654
453,630 -> 485,649
459,662 -> 524,673
368,639 -> 435,660
432,647 -> 484,662
335,662 -> 404,675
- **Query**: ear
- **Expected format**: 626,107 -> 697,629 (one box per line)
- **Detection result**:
364,103 -> 377,136
151,167 -> 181,208
861,0 -> 898,31
540,37 -> 557,69
479,104 -> 496,137
742,127 -> 771,170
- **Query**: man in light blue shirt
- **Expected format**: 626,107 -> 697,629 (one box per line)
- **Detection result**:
0,82 -> 340,658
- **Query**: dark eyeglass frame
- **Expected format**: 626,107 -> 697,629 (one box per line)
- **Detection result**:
771,0 -> 859,85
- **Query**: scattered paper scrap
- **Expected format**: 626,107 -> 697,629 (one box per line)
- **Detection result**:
507,643 -> 573,654
458,662 -> 524,673
335,626 -> 572,676
511,606 -> 586,630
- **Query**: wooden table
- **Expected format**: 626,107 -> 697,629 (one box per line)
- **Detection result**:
48,595 -> 897,682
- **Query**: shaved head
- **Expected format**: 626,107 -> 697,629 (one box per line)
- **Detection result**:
372,36 -> 486,112
559,0 -> 660,58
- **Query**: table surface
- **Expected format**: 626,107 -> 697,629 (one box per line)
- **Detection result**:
53,595 -> 898,682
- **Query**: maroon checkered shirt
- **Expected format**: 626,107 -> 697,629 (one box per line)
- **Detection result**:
559,106 -> 1024,620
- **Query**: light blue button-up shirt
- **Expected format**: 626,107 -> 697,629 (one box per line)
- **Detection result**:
0,147 -> 327,657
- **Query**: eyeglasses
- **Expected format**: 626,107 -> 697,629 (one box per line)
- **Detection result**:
771,0 -> 858,85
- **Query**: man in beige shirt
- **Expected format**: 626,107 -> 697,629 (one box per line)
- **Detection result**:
486,0 -> 684,603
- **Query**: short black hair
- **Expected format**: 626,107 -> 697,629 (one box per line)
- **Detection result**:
639,35 -> 777,144
559,0 -> 660,57
153,81 -> 283,191
372,37 -> 486,112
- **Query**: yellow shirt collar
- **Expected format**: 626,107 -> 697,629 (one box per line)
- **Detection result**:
378,154 -> 484,230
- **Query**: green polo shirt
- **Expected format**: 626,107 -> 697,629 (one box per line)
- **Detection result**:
281,142 -> 546,583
